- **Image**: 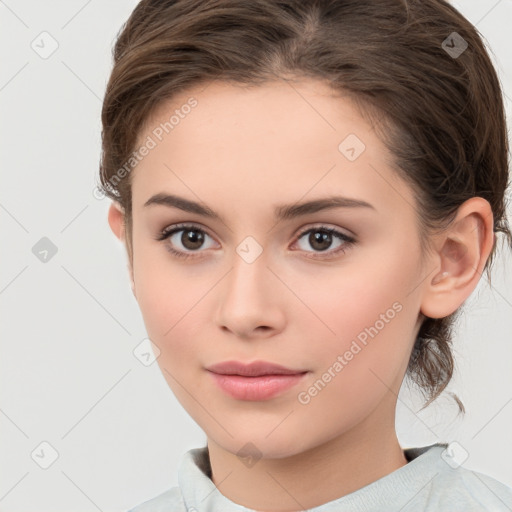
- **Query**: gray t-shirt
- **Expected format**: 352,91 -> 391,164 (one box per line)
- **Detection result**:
127,443 -> 512,511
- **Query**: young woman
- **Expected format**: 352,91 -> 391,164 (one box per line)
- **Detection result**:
99,0 -> 512,510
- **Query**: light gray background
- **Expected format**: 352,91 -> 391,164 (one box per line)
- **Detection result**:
1,1 -> 511,511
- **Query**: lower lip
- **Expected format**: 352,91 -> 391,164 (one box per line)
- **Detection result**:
207,371 -> 308,401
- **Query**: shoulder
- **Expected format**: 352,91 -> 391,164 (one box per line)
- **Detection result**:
398,444 -> 512,511
126,446 -> 211,512
425,464 -> 512,511
126,485 -> 186,512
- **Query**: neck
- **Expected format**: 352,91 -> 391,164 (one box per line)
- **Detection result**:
206,397 -> 408,511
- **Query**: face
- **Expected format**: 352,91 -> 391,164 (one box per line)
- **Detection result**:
115,79 -> 429,459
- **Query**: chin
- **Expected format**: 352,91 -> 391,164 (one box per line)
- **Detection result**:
208,426 -> 311,461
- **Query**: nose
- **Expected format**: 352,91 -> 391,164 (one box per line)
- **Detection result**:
214,247 -> 286,340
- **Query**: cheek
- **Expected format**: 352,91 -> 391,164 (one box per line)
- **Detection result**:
133,254 -> 213,366
293,281 -> 415,436
296,247 -> 419,391
135,270 -> 207,406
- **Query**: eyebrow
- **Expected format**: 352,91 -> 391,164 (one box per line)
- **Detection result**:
143,193 -> 376,222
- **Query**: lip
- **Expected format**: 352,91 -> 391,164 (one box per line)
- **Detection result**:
206,360 -> 307,376
206,360 -> 309,401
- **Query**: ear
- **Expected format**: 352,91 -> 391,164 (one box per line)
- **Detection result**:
420,197 -> 495,319
108,201 -> 125,242
108,201 -> 136,298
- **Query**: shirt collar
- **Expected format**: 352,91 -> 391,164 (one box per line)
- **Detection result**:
178,443 -> 448,512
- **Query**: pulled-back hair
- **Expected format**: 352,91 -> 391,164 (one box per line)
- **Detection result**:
98,0 -> 512,412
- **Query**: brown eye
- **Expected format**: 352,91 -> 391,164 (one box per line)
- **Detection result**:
155,223 -> 356,261
156,224 -> 216,259
308,231 -> 334,251
179,228 -> 205,250
294,226 -> 356,259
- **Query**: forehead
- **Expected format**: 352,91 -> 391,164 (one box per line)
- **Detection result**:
130,79 -> 415,219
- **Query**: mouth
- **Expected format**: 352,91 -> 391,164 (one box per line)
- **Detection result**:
205,360 -> 309,401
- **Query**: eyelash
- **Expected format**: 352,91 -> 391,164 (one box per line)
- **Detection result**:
155,223 -> 356,261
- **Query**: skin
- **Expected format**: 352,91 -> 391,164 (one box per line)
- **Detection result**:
108,78 -> 494,511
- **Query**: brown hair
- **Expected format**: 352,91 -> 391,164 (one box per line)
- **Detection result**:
98,0 -> 512,413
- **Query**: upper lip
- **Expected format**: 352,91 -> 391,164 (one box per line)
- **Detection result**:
206,360 -> 307,377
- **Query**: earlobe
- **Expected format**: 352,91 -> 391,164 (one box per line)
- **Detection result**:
419,197 -> 494,319
108,201 -> 125,242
